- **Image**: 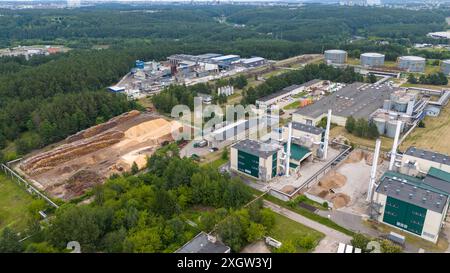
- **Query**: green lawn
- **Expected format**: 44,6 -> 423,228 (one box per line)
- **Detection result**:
0,174 -> 33,231
268,210 -> 324,253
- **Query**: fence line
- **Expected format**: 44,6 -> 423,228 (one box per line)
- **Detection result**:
0,163 -> 59,209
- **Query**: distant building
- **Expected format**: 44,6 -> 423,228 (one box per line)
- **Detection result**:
427,32 -> 450,40
175,232 -> 230,253
255,80 -> 323,107
401,147 -> 450,174
108,86 -> 125,93
240,57 -> 267,68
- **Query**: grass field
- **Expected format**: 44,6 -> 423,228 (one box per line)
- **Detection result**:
330,126 -> 394,151
268,210 -> 324,253
401,82 -> 450,90
0,174 -> 33,231
400,102 -> 450,155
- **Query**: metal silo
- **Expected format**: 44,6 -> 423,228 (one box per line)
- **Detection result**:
441,60 -> 450,76
373,117 -> 386,135
398,56 -> 426,72
360,52 -> 385,67
386,119 -> 399,138
324,49 -> 347,65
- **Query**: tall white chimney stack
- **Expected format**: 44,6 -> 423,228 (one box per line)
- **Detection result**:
389,120 -> 402,171
285,122 -> 292,177
323,109 -> 332,160
367,138 -> 381,202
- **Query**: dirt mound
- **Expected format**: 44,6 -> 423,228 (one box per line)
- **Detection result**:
64,170 -> 103,200
281,185 -> 296,194
331,193 -> 351,209
345,150 -> 365,163
20,130 -> 124,175
66,110 -> 140,143
365,152 -> 383,166
124,118 -> 180,142
318,171 -> 347,189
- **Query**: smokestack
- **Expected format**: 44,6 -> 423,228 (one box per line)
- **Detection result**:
323,109 -> 332,160
367,138 -> 381,202
285,122 -> 292,177
389,121 -> 402,171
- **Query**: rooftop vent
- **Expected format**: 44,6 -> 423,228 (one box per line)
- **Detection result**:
436,202 -> 441,208
422,197 -> 427,203
396,189 -> 400,194
409,193 -> 413,199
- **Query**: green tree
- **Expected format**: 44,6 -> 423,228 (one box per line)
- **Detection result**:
0,227 -> 24,253
25,242 -> 59,253
345,116 -> 356,133
221,149 -> 229,160
131,161 -> 139,175
351,233 -> 371,252
407,74 -> 417,84
246,222 -> 266,242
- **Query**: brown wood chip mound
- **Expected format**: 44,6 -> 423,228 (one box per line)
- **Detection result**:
331,193 -> 351,209
318,171 -> 347,189
281,185 -> 296,194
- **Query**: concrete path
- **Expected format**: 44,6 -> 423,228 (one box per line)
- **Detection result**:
263,200 -> 352,253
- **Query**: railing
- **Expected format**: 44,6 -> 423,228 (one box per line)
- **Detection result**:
0,163 -> 59,209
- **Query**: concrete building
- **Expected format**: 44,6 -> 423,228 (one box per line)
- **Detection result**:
292,82 -> 394,126
230,139 -> 284,181
255,80 -> 322,107
398,56 -> 426,73
441,60 -> 450,76
372,171 -> 450,243
324,49 -> 347,65
360,52 -> 385,68
400,147 -> 450,175
175,232 -> 230,253
427,32 -> 450,40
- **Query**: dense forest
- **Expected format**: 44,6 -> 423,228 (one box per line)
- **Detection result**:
0,4 -> 448,159
0,144 -> 275,253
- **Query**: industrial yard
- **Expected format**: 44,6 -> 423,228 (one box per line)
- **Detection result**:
14,110 -> 181,200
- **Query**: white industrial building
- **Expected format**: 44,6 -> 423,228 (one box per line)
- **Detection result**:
255,80 -> 323,107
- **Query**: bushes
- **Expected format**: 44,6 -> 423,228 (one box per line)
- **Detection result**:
345,116 -> 380,139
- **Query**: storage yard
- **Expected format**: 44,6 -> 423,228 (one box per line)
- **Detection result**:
15,110 -> 181,200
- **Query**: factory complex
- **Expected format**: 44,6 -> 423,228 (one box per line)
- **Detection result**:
0,45 -> 67,60
108,53 -> 267,99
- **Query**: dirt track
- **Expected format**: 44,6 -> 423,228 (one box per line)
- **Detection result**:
17,111 -> 181,200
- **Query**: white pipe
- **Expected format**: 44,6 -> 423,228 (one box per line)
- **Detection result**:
285,122 -> 292,177
367,138 -> 381,202
323,109 -> 332,159
389,120 -> 402,171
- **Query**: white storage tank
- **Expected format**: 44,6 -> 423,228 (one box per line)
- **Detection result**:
324,49 -> 347,65
386,119 -> 399,138
398,56 -> 426,72
373,118 -> 386,135
441,59 -> 450,76
360,52 -> 385,67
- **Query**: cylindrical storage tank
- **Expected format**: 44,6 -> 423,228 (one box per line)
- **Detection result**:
386,119 -> 398,138
324,49 -> 347,65
393,100 -> 408,113
373,118 -> 386,135
441,60 -> 450,76
360,52 -> 385,67
383,99 -> 391,110
398,56 -> 426,72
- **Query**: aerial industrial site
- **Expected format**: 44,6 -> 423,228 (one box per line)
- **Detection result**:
2,0 -> 450,260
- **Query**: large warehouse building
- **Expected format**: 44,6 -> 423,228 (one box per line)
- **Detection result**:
324,49 -> 347,65
255,80 -> 323,107
372,170 -> 450,243
360,52 -> 385,68
292,82 -> 394,126
398,56 -> 426,73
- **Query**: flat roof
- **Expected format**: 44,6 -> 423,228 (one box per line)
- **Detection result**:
232,139 -> 282,159
376,171 -> 449,213
294,82 -> 394,119
242,57 -> 265,64
108,86 -> 125,92
175,232 -> 230,253
257,79 -> 322,103
211,55 -> 240,62
196,53 -> 222,59
404,147 -> 450,166
289,122 -> 324,135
